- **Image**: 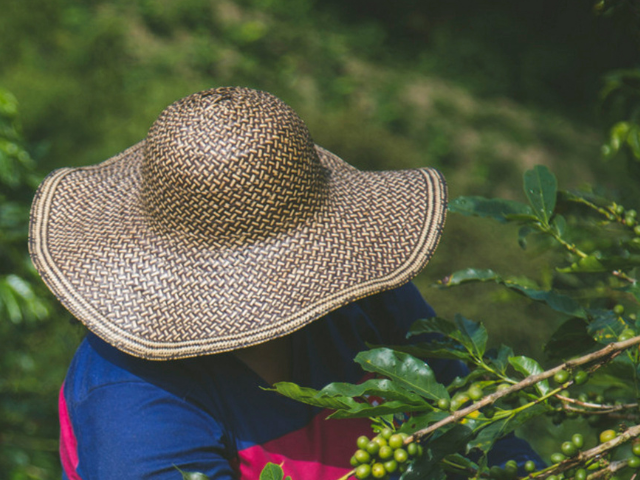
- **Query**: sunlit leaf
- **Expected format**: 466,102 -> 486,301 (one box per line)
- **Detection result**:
355,348 -> 449,402
508,356 -> 550,395
269,382 -> 357,410
437,268 -> 501,287
319,378 -> 428,406
260,463 -> 284,480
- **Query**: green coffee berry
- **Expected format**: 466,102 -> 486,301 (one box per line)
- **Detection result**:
554,370 -> 570,384
407,442 -> 419,457
468,384 -> 483,401
504,460 -> 518,478
619,328 -> 636,342
599,429 -> 617,443
366,440 -> 380,456
572,433 -> 584,449
628,456 -> 640,469
437,398 -> 450,410
378,445 -> 393,461
383,459 -> 397,474
574,370 -> 588,385
393,448 -> 409,463
354,449 -> 371,464
355,463 -> 371,479
561,441 -> 578,457
357,436 -> 370,450
388,434 -> 403,450
371,463 -> 386,479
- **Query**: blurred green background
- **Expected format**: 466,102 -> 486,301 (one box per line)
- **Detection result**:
1,0 -> 638,477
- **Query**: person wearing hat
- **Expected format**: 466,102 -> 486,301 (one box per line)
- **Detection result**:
30,87 -> 540,479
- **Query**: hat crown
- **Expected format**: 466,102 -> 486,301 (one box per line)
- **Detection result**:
141,87 -> 327,244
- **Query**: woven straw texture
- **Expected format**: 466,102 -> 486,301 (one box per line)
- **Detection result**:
29,87 -> 447,360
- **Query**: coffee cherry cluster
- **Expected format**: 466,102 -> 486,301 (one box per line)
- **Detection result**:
349,429 -> 423,479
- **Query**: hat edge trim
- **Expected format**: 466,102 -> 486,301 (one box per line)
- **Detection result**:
30,158 -> 447,360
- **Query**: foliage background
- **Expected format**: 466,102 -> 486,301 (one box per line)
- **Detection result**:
0,0 -> 638,478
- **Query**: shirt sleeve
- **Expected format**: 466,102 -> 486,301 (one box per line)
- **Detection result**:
69,379 -> 237,480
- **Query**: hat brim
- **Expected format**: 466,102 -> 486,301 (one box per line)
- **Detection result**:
29,142 -> 446,360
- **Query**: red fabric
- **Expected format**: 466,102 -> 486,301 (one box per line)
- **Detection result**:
239,410 -> 372,480
59,383 -> 82,480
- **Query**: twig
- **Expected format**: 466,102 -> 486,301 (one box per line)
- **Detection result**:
555,395 -> 637,411
613,270 -> 637,283
407,335 -> 640,443
533,424 -> 640,479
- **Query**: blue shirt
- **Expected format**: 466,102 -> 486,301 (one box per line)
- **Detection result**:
59,282 -> 540,479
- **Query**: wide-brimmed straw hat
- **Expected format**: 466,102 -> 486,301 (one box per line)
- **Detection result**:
29,87 -> 447,360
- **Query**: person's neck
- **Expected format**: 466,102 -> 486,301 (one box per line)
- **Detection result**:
232,335 -> 293,385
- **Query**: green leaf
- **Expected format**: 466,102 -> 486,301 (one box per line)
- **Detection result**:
552,214 -> 567,236
544,317 -> 598,360
407,315 -> 487,360
401,425 -> 473,480
260,463 -> 285,480
618,283 -> 640,303
454,314 -> 488,358
609,121 -> 631,152
523,165 -> 557,226
327,400 -> 429,419
448,196 -> 533,223
438,268 -> 586,319
518,225 -> 538,249
627,125 -> 640,159
408,316 -> 461,338
385,342 -> 473,362
469,405 -> 546,453
355,348 -> 449,402
488,345 -> 514,375
319,378 -> 428,406
504,282 -> 587,319
175,466 -> 210,480
586,309 -> 626,343
443,453 -> 479,474
508,356 -> 550,395
398,411 -> 450,435
269,382 -> 357,410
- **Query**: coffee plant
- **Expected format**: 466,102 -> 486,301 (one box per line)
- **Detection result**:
264,162 -> 640,480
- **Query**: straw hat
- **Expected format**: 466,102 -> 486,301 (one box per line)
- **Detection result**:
29,87 -> 447,360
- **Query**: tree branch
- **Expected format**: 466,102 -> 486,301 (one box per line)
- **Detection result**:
407,335 -> 640,443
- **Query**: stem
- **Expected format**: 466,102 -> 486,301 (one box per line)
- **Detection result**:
613,270 -> 637,283
544,225 -> 588,259
335,469 -> 355,480
407,335 -> 640,443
